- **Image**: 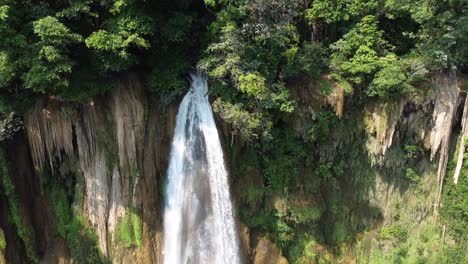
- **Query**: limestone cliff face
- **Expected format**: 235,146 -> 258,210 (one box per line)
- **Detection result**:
453,95 -> 468,184
25,74 -> 146,259
297,70 -> 464,260
224,71 -> 466,262
0,74 -> 179,263
0,71 -> 465,263
1,132 -> 62,263
430,71 -> 462,209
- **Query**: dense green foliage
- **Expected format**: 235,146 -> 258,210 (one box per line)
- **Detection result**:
115,208 -> 142,248
0,0 -> 466,263
0,228 -> 5,252
48,168 -> 104,263
440,138 -> 468,250
0,0 -> 465,132
50,186 -> 104,263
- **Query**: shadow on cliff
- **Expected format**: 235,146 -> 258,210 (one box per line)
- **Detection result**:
0,131 -> 72,264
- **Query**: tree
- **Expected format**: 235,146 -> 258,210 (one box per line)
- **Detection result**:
85,3 -> 153,73
23,16 -> 82,93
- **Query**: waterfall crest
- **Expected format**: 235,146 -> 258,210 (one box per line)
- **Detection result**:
163,73 -> 241,264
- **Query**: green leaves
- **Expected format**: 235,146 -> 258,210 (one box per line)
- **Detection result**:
238,73 -> 268,99
368,57 -> 412,98
306,0 -> 378,23
0,51 -> 14,87
85,6 -> 152,72
33,16 -> 82,45
0,228 -> 5,251
283,43 -> 327,79
213,98 -> 272,141
330,15 -> 420,99
0,5 -> 8,21
262,129 -> 305,193
86,31 -> 126,51
22,16 -> 82,93
115,208 -> 142,248
56,0 -> 96,19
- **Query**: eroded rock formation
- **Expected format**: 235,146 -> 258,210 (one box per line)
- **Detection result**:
453,95 -> 467,184
20,74 -> 174,262
429,72 -> 461,209
1,70 -> 465,263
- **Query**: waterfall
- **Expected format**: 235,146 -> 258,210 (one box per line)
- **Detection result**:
163,73 -> 242,264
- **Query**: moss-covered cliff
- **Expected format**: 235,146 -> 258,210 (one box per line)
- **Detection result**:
0,1 -> 467,263
0,70 -> 465,263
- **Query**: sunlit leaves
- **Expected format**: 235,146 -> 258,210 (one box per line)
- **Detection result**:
56,0 -> 96,19
306,0 -> 378,23
239,73 -> 268,98
33,16 -> 82,45
213,98 -> 272,141
368,57 -> 412,98
0,51 -> 14,87
85,4 -> 153,72
330,15 -> 417,99
23,16 -> 82,93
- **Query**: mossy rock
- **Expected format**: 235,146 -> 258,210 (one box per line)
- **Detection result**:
0,228 -> 5,251
115,209 -> 142,248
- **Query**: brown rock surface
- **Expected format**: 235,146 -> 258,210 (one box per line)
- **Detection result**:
252,236 -> 288,264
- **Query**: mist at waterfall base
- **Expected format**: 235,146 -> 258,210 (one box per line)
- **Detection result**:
162,73 -> 242,264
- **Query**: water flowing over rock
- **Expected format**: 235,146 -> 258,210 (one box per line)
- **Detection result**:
163,73 -> 241,264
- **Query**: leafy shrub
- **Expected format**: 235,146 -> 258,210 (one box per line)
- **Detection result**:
380,225 -> 408,242
283,43 -> 327,79
244,209 -> 275,231
275,218 -> 294,247
436,244 -> 466,264
24,16 -> 82,94
368,56 -> 412,99
405,168 -> 421,183
404,144 -> 423,159
290,205 -> 322,224
243,186 -> 265,207
115,208 -> 143,248
238,73 -> 268,99
440,140 -> 468,244
263,129 -> 305,193
330,15 -> 417,99
0,149 -> 38,263
308,111 -> 337,144
85,6 -> 153,73
147,62 -> 188,101
0,228 -> 5,251
331,221 -> 349,244
50,184 -> 104,263
213,98 -> 272,141
288,236 -> 319,264
306,0 -> 378,23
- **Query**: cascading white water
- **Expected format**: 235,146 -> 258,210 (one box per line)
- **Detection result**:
163,73 -> 242,264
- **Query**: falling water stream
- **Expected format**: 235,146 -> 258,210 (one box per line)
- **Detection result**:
163,73 -> 242,264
